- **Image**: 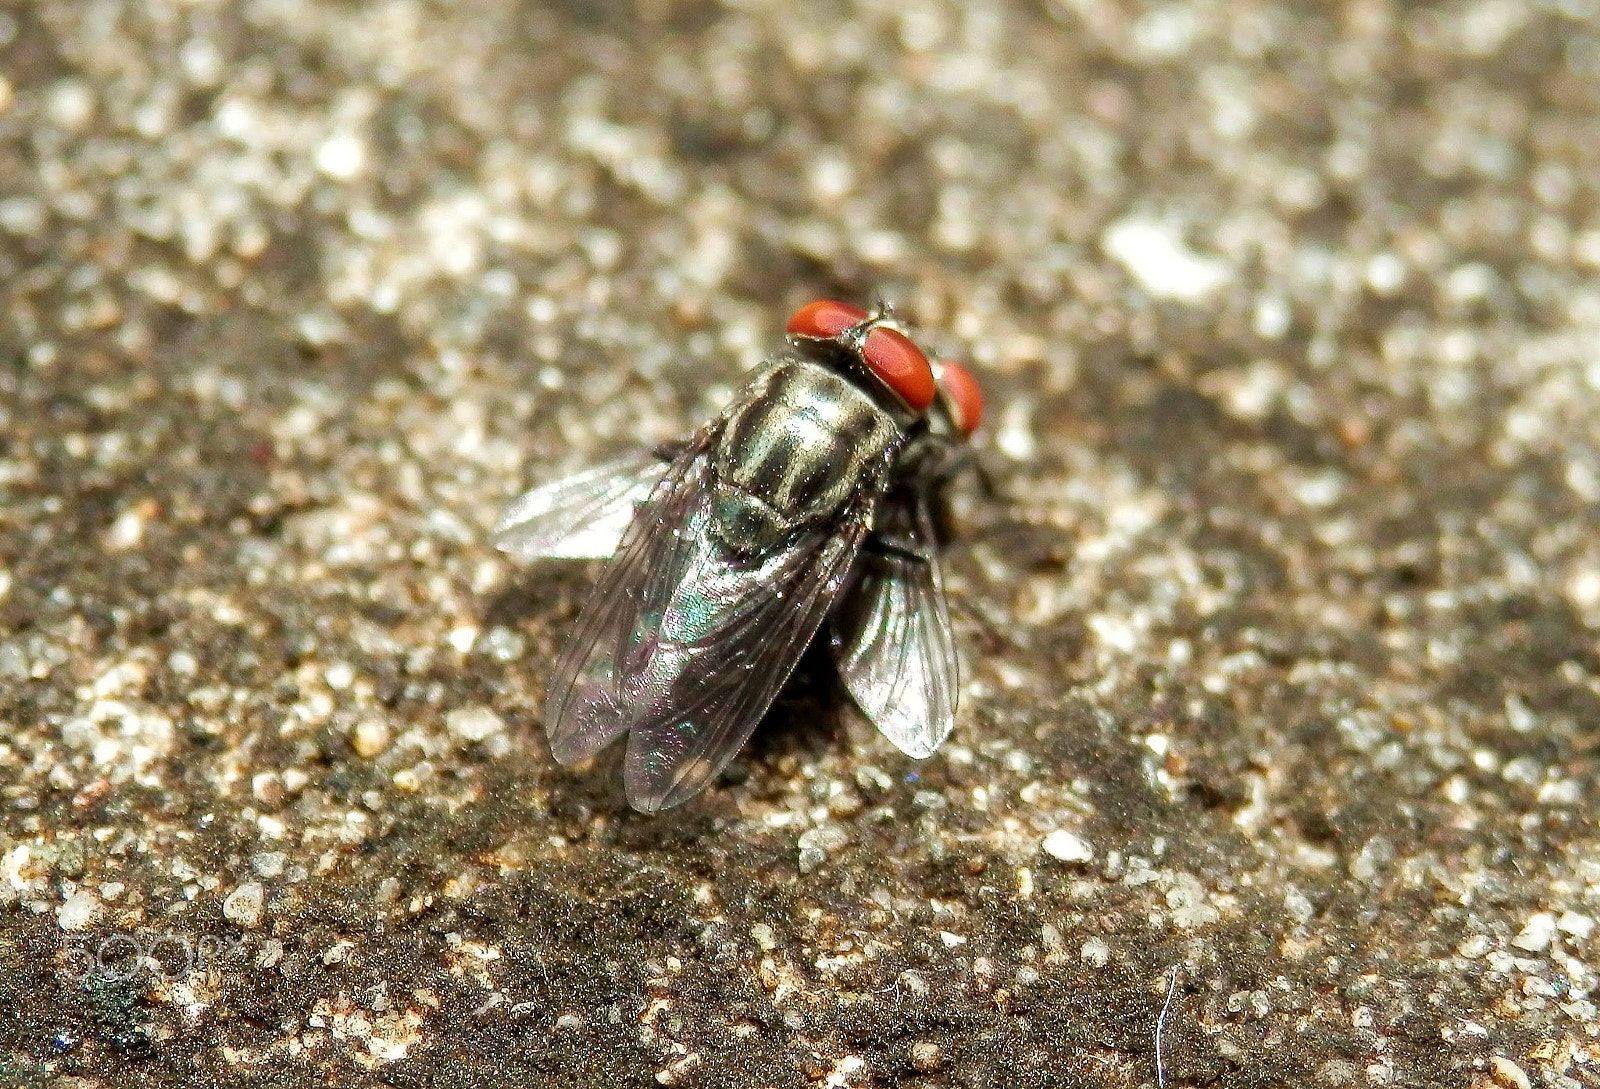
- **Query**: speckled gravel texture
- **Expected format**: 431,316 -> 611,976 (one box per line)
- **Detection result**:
3,1 -> 1600,1086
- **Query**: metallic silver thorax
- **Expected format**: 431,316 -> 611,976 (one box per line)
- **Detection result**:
712,360 -> 899,551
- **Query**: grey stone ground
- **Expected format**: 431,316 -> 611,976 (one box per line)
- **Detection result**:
3,0 -> 1600,1086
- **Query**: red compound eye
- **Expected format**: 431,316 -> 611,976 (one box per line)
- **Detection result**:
862,326 -> 936,412
785,298 -> 937,412
786,298 -> 868,339
937,361 -> 983,435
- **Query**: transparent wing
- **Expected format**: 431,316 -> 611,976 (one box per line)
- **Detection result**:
540,435 -> 717,765
829,488 -> 958,759
493,450 -> 670,560
619,494 -> 876,813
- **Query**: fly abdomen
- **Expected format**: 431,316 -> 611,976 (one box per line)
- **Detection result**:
711,361 -> 896,552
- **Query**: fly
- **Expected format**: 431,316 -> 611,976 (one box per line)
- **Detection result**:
494,300 -> 984,812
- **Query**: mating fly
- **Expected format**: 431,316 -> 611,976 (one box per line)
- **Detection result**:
494,300 -> 983,812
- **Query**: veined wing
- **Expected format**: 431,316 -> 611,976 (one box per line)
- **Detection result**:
539,434 -> 715,765
829,488 -> 958,759
619,493 -> 874,813
493,450 -> 670,560
543,424 -> 876,810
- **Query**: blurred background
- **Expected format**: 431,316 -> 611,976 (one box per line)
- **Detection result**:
3,1 -> 1600,1086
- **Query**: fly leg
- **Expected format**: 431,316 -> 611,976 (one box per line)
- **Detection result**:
928,443 -> 988,491
896,432 -> 991,493
649,439 -> 690,464
860,525 -> 934,571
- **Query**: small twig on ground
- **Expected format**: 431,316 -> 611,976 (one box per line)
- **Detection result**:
1156,964 -> 1182,1089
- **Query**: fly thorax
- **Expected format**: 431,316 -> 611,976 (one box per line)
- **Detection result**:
711,362 -> 897,552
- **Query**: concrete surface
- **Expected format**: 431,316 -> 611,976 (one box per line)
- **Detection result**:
3,0 -> 1600,1086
